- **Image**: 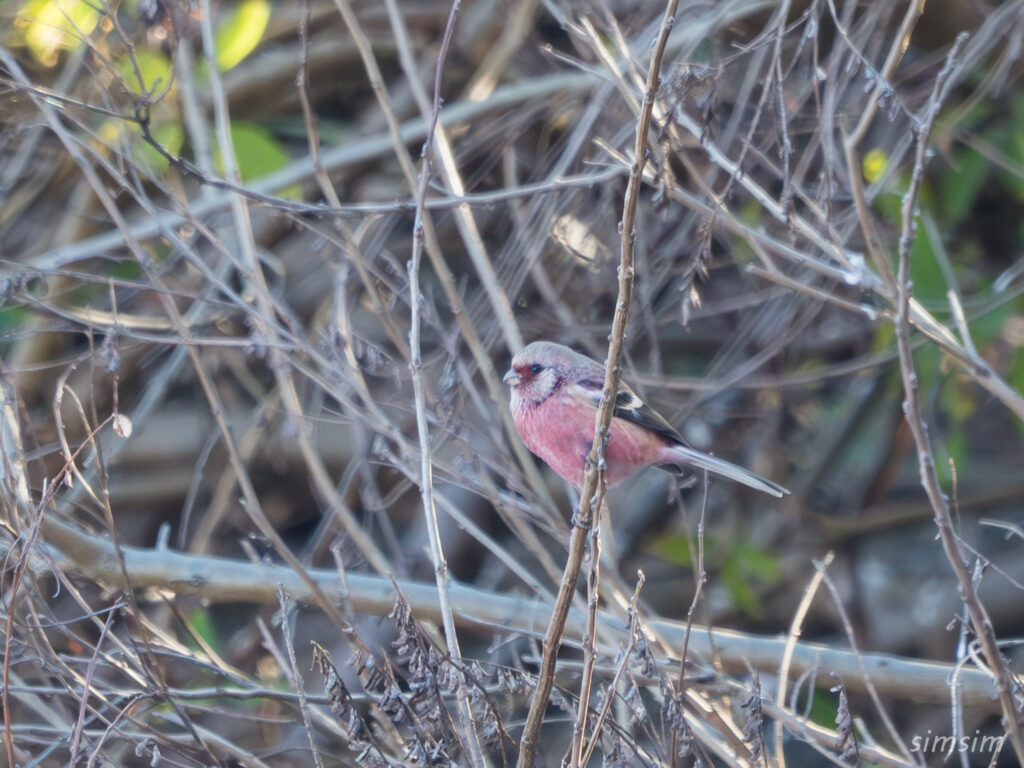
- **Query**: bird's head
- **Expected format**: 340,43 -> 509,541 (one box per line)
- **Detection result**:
502,341 -> 568,408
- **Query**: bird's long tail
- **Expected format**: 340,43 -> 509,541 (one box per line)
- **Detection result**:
662,444 -> 789,498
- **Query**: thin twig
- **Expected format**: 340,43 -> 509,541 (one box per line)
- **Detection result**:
843,0 -> 925,150
569,498 -> 605,767
276,589 -> 325,768
673,472 -> 709,760
775,551 -> 833,768
403,1 -> 486,766
579,572 -> 646,767
387,8 -> 525,355
756,696 -> 913,768
654,62 -> 1024,423
818,565 -> 913,763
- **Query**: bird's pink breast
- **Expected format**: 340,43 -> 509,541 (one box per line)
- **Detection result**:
512,390 -> 667,488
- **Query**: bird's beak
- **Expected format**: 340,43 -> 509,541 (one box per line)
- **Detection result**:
503,368 -> 520,386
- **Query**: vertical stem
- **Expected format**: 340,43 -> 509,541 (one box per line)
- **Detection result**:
515,1 -> 680,765
570,500 -> 605,767
405,4 -> 486,767
892,34 -> 1024,766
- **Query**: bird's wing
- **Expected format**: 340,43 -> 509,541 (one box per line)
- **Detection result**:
572,376 -> 688,446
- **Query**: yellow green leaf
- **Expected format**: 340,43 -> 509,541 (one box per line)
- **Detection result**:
721,540 -> 781,619
862,147 -> 887,183
119,47 -> 173,96
16,0 -> 100,67
215,0 -> 271,71
137,120 -> 184,173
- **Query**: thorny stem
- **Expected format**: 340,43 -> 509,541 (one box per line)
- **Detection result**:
515,1 -> 680,765
893,34 -> 1024,766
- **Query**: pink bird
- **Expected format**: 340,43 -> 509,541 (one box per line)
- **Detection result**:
503,341 -> 788,497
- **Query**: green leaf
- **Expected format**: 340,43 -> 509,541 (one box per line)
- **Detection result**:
0,306 -> 31,334
720,540 -> 781,619
119,46 -> 173,96
212,122 -> 300,199
940,376 -> 975,424
968,299 -> 1013,349
869,320 -> 896,354
939,148 -> 988,225
136,120 -> 184,174
872,191 -> 903,225
186,607 -> 219,650
650,534 -> 693,567
739,196 -> 762,227
807,691 -> 839,728
228,122 -> 288,179
109,261 -> 143,280
1011,349 -> 1024,441
215,0 -> 271,71
913,345 -> 941,405
214,122 -> 299,200
908,217 -> 947,304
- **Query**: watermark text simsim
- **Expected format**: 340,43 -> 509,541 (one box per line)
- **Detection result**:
911,729 -> 1004,756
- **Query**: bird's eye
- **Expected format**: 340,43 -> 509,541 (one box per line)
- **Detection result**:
530,363 -> 544,375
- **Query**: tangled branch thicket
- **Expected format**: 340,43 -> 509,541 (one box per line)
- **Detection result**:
2,1 -> 1024,766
